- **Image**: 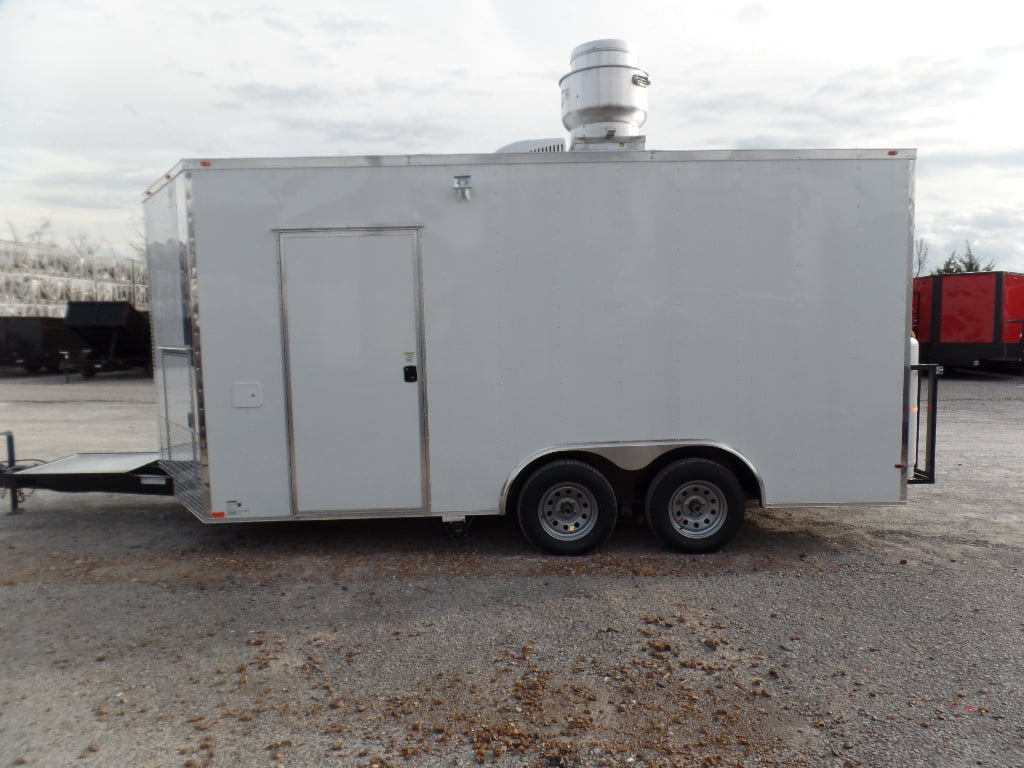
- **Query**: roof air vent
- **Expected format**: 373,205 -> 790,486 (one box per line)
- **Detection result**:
559,39 -> 649,151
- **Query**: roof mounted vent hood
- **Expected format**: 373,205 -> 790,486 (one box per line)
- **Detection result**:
495,39 -> 650,154
559,39 -> 649,151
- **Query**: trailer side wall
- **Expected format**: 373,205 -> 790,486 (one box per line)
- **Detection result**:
147,150 -> 914,520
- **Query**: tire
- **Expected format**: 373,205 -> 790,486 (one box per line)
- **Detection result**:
645,459 -> 746,553
22,364 -> 42,374
517,459 -> 617,555
80,367 -> 97,379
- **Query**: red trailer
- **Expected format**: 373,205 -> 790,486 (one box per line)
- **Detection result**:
913,271 -> 1024,370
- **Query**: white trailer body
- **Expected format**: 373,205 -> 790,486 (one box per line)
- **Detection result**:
143,148 -> 917,552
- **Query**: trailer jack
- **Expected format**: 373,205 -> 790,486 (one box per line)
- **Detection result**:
2,432 -> 22,514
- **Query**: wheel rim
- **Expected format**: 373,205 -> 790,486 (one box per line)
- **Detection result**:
668,481 -> 727,539
538,482 -> 599,541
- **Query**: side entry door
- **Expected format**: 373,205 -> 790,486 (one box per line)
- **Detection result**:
280,228 -> 426,515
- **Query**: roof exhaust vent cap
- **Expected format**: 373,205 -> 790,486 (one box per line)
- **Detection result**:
559,39 -> 649,150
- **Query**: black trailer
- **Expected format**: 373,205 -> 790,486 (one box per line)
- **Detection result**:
0,316 -> 86,373
61,301 -> 153,378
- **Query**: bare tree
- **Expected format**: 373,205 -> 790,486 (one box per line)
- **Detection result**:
126,214 -> 147,258
914,238 -> 929,277
5,218 -> 57,246
67,232 -> 98,258
27,219 -> 54,244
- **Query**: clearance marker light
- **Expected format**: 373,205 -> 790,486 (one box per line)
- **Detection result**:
887,150 -> 899,156
200,160 -> 212,167
211,511 -> 226,519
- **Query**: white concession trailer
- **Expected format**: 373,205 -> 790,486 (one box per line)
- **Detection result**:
3,40 -> 937,553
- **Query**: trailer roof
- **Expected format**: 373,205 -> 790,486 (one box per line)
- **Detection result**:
144,147 -> 916,199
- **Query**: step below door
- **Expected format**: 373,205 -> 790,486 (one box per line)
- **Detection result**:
280,228 -> 426,514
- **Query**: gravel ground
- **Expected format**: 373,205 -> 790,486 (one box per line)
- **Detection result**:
1,369 -> 1022,768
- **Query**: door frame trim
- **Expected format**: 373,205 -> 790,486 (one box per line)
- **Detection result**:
275,226 -> 430,517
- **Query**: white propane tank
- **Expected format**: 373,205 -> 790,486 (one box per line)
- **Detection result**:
559,39 -> 649,149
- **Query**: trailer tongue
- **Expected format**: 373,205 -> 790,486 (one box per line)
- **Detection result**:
1,434 -> 172,514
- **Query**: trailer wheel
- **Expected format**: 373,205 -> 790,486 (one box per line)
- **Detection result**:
517,459 -> 617,555
645,459 -> 745,553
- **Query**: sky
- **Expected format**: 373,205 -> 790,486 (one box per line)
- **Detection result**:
0,0 -> 1021,270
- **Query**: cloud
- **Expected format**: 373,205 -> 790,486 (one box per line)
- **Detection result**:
307,13 -> 393,44
736,3 -> 769,25
816,58 -> 994,103
986,43 -> 1024,59
275,113 -> 468,153
730,133 -> 833,149
920,149 -> 1024,171
795,59 -> 996,140
668,54 -> 1004,152
917,206 -> 1024,271
24,168 -> 153,209
219,82 -> 334,109
260,13 -> 303,39
966,208 -> 1024,234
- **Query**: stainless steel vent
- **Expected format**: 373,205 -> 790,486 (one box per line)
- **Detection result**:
559,39 -> 650,151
